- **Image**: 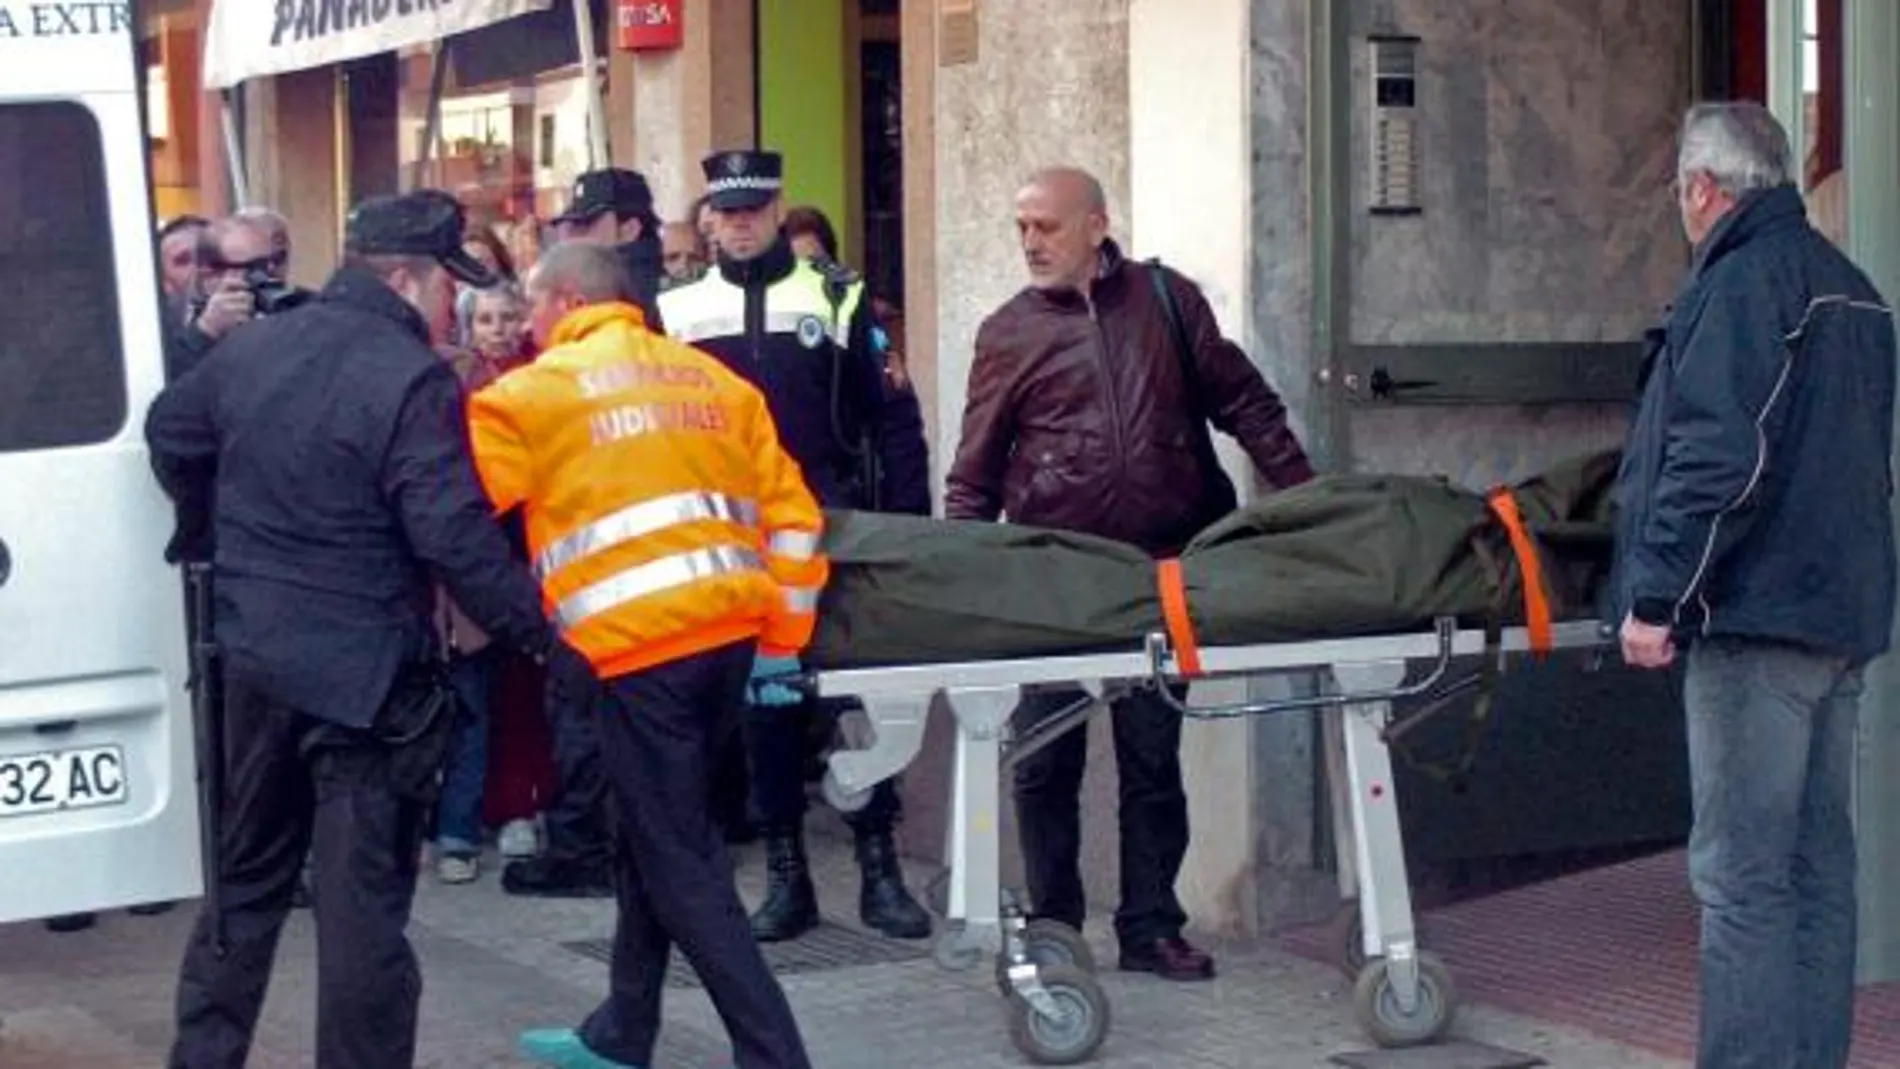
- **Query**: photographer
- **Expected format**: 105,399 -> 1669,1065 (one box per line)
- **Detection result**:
165,214 -> 312,381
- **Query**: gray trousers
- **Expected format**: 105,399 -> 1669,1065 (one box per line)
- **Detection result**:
1685,636 -> 1863,1069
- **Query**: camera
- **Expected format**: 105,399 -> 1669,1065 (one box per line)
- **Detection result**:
242,266 -> 310,315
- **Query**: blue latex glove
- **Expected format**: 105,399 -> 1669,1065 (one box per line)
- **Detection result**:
748,654 -> 803,707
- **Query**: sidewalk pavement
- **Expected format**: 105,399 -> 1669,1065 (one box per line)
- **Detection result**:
0,826 -> 1683,1068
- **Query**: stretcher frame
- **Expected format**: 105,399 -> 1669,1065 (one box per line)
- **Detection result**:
810,617 -> 1607,1064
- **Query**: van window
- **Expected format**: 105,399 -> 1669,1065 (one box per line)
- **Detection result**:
0,101 -> 127,453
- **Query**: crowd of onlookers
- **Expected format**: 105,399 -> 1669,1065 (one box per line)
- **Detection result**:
140,186 -> 891,898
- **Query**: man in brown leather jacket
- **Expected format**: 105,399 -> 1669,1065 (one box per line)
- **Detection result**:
945,166 -> 1313,982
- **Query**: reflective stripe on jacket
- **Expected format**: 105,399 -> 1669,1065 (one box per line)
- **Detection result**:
467,301 -> 828,679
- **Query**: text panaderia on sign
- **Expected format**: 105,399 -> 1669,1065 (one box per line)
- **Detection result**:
202,0 -> 551,90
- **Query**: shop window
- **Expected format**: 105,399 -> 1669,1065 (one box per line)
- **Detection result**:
0,102 -> 127,452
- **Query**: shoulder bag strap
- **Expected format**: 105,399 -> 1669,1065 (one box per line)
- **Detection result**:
1145,258 -> 1200,411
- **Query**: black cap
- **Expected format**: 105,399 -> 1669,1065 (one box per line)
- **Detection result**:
701,150 -> 783,211
551,168 -> 656,227
345,189 -> 497,288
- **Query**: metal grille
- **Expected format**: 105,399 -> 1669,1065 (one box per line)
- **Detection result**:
564,919 -> 929,989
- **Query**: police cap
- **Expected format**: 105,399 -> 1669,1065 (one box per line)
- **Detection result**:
701,149 -> 783,212
552,167 -> 657,228
345,189 -> 498,289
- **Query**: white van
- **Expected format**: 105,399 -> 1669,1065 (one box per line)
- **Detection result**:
0,3 -> 202,922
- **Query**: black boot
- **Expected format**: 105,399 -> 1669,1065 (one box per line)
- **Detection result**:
501,856 -> 615,899
749,832 -> 818,942
855,829 -> 931,940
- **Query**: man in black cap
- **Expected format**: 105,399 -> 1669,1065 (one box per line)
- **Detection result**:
551,166 -> 666,330
147,188 -> 558,1069
660,149 -> 933,944
501,166 -> 674,902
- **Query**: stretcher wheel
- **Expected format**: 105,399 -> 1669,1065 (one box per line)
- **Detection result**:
1006,963 -> 1111,1065
933,927 -> 984,972
1352,951 -> 1457,1048
1332,900 -> 1368,977
820,771 -> 873,813
994,919 -> 1098,995
1335,900 -> 1436,979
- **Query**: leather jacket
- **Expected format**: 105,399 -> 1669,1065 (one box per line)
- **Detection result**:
946,240 -> 1313,555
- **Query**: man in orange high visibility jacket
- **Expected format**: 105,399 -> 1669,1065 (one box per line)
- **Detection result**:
470,242 -> 820,1069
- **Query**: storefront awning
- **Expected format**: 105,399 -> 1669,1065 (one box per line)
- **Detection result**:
201,0 -> 553,90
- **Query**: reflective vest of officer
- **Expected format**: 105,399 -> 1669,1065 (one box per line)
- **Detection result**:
658,246 -> 870,507
467,301 -> 828,678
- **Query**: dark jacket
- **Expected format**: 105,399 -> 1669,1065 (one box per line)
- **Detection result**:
945,239 -> 1314,555
1610,185 -> 1897,660
161,291 -> 218,383
145,267 -> 551,728
658,235 -> 931,515
618,235 -> 666,333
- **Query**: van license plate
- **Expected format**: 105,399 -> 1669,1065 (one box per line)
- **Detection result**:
0,745 -> 126,818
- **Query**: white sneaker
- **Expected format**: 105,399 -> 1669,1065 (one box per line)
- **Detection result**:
498,818 -> 539,859
437,854 -> 479,885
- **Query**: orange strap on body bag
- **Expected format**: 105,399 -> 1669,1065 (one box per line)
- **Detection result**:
1484,488 -> 1553,657
1155,558 -> 1204,676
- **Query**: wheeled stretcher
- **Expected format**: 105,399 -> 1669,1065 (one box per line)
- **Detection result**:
808,617 -> 1608,1065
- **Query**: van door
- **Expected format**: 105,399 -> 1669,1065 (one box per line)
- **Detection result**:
0,13 -> 201,922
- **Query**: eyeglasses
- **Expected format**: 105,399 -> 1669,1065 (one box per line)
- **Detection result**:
212,252 -> 287,274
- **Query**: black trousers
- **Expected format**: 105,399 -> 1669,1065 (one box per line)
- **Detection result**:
541,649 -> 613,869
743,694 -> 900,834
1011,685 -> 1190,949
578,643 -> 810,1069
169,677 -> 434,1069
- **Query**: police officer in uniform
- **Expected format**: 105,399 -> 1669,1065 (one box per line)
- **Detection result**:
147,190 -> 556,1069
660,149 -> 932,942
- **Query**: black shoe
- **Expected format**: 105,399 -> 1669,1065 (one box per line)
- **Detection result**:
128,901 -> 175,916
501,857 -> 615,898
749,832 -> 818,942
1119,936 -> 1217,981
44,912 -> 97,933
855,830 -> 930,940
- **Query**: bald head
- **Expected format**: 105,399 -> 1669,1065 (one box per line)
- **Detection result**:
1015,165 -> 1111,292
525,242 -> 634,348
531,242 -> 633,304
1024,167 -> 1108,215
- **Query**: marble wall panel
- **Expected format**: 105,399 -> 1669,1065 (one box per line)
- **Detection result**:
1349,0 -> 1691,348
1337,0 -> 1691,486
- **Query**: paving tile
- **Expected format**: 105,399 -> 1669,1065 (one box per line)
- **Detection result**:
0,831 -> 1683,1068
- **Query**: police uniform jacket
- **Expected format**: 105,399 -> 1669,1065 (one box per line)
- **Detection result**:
145,266 -> 551,729
659,235 -> 929,514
